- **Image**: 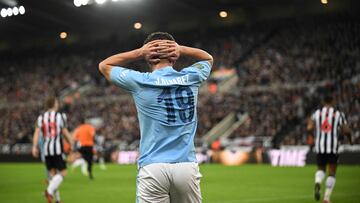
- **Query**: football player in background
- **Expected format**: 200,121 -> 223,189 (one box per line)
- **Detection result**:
32,97 -> 73,203
307,95 -> 353,203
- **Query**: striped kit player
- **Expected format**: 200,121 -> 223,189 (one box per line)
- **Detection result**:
311,106 -> 347,154
38,111 -> 68,157
307,95 -> 352,203
32,96 -> 72,203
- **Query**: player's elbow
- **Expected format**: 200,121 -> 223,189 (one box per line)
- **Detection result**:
207,54 -> 214,66
98,61 -> 107,74
98,61 -> 112,81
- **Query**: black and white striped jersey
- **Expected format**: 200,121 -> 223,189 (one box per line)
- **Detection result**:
36,111 -> 68,157
311,106 -> 347,154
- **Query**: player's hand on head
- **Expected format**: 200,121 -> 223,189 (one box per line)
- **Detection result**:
141,40 -> 164,63
141,40 -> 180,64
148,56 -> 161,65
157,41 -> 180,62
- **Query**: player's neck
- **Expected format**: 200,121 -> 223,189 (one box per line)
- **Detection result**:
324,104 -> 333,108
151,61 -> 173,71
48,107 -> 57,112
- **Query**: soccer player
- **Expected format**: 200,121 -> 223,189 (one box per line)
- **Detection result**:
73,117 -> 96,179
38,112 -> 68,203
70,151 -> 89,176
307,95 -> 353,203
95,133 -> 107,170
99,32 -> 213,203
32,97 -> 73,203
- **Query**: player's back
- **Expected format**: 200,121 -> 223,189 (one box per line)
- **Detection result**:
74,124 -> 95,147
37,110 -> 67,156
135,67 -> 201,166
110,61 -> 212,167
311,106 -> 347,154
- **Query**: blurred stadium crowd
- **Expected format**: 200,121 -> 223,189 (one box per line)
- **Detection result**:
0,18 -> 359,147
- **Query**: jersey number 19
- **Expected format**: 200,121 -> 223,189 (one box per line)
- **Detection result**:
157,86 -> 195,123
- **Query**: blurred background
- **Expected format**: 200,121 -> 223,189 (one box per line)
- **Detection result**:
0,0 -> 359,166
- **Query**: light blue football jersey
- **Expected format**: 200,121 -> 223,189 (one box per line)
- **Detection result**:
110,61 -> 212,167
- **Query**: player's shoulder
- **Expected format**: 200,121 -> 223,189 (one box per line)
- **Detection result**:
183,61 -> 211,71
54,111 -> 66,119
87,124 -> 96,130
37,112 -> 43,118
113,66 -> 147,76
330,106 -> 345,115
313,108 -> 321,115
58,111 -> 67,115
193,60 -> 212,68
110,66 -> 149,83
37,111 -> 47,119
337,110 -> 346,118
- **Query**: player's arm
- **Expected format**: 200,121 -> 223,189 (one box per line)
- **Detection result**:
339,112 -> 353,145
88,126 -> 96,144
70,129 -> 78,151
71,129 -> 78,141
159,41 -> 213,65
98,40 -> 165,81
62,128 -> 73,146
32,127 -> 40,158
341,124 -> 353,145
179,45 -> 213,65
306,118 -> 315,142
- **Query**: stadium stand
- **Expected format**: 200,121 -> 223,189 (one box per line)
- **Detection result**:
0,18 -> 359,148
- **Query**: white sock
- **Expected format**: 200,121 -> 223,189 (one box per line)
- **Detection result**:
324,176 -> 336,201
47,174 -> 63,196
72,158 -> 86,169
81,162 -> 89,176
55,190 -> 61,201
47,176 -> 61,200
315,170 -> 325,184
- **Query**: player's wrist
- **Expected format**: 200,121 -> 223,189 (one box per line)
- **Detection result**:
178,45 -> 187,55
137,47 -> 145,58
129,48 -> 142,61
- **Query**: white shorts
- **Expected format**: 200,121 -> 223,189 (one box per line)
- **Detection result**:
136,162 -> 202,203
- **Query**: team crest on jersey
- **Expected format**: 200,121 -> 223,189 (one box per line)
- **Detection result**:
193,63 -> 204,70
321,117 -> 332,133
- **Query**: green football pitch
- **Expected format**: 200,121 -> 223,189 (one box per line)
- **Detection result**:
0,164 -> 359,203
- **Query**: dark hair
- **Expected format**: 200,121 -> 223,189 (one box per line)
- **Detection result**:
79,116 -> 86,124
144,32 -> 175,44
45,96 -> 57,109
323,94 -> 333,104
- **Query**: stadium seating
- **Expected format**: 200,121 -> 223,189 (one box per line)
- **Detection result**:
0,19 -> 359,146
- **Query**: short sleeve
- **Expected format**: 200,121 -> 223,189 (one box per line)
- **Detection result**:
90,126 -> 96,137
110,66 -> 142,93
36,115 -> 42,129
339,112 -> 347,125
61,113 -> 68,129
187,61 -> 212,83
310,112 -> 315,121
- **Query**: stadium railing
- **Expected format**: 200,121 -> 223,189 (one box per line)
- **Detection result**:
203,112 -> 237,144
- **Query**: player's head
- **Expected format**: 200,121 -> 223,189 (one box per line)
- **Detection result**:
45,96 -> 59,111
144,31 -> 175,45
144,32 -> 176,68
79,116 -> 86,124
323,94 -> 334,106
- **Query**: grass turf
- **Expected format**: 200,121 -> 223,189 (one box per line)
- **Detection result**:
0,163 -> 359,203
